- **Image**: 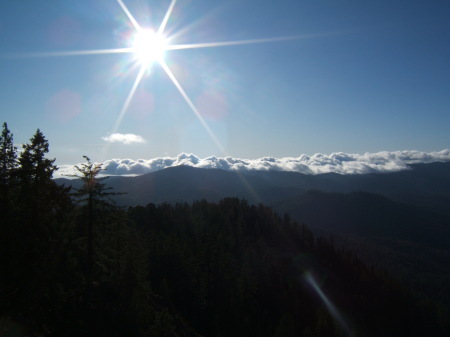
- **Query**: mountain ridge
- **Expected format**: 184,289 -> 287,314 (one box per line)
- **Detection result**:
55,161 -> 450,310
56,161 -> 450,213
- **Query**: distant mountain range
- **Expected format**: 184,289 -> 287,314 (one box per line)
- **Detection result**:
56,149 -> 450,177
56,161 -> 450,309
58,160 -> 450,211
55,161 -> 450,254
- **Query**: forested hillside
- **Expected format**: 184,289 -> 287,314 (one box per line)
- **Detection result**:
128,199 -> 447,337
1,124 -> 448,336
56,160 -> 450,313
56,161 -> 450,213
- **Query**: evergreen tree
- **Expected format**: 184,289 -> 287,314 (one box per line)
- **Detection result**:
0,122 -> 18,316
5,128 -> 72,331
18,128 -> 57,186
0,122 -> 17,187
0,122 -> 18,246
15,128 -> 67,232
69,156 -> 118,277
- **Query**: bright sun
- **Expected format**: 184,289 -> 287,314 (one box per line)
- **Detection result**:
132,29 -> 168,66
19,0 -> 300,150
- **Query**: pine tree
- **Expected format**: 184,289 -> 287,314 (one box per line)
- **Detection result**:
16,127 -> 70,246
18,128 -> 57,186
69,156 -> 118,277
0,122 -> 18,315
0,121 -> 17,223
6,128 -> 72,331
16,128 -> 65,233
0,122 -> 17,187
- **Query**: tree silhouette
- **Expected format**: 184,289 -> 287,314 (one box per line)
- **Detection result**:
0,122 -> 17,187
69,156 -> 118,277
18,128 -> 57,185
2,128 -> 73,330
0,122 -> 18,314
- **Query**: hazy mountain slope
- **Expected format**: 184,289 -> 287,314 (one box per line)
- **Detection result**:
244,161 -> 450,193
56,161 -> 450,211
247,161 -> 450,214
102,165 -> 302,206
55,162 -> 450,311
272,189 -> 450,309
272,190 -> 450,246
127,199 -> 447,337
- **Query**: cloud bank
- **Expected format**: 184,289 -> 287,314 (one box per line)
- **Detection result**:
56,149 -> 450,178
102,133 -> 146,145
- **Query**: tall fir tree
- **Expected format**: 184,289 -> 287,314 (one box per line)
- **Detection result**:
18,128 -> 57,187
0,122 -> 17,187
8,129 -> 72,329
69,156 -> 118,277
0,122 -> 18,316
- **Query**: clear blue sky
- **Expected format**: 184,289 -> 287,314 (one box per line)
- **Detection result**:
1,0 -> 449,165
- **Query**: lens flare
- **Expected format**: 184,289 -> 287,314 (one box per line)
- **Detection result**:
304,272 -> 353,336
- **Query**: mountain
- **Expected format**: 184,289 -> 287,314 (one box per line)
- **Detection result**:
273,190 -> 449,245
56,160 -> 450,210
127,199 -> 447,336
57,165 -> 302,206
246,161 -> 450,214
55,161 -> 450,309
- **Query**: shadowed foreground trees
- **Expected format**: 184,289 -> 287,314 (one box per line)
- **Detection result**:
0,124 -> 448,336
128,199 -> 448,337
0,125 -> 197,336
68,155 -> 120,277
0,127 -> 73,332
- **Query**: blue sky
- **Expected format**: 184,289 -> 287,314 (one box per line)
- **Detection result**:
1,0 -> 449,166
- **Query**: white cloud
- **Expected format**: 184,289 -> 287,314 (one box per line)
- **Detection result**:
55,149 -> 450,178
102,133 -> 146,145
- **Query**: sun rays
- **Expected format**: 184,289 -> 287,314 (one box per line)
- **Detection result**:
111,0 -> 307,150
160,60 -> 226,153
2,0 -> 319,208
112,0 -> 304,150
2,0 -> 310,153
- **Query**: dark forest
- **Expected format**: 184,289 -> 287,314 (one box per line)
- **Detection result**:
1,123 -> 448,336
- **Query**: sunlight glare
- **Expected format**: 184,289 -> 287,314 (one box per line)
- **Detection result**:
4,0 -> 311,158
132,29 -> 168,66
160,60 -> 226,154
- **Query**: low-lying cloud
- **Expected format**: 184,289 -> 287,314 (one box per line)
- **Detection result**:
102,133 -> 146,145
56,149 -> 450,178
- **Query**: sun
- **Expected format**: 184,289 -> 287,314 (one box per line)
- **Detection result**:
11,0 -> 304,152
132,29 -> 168,66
